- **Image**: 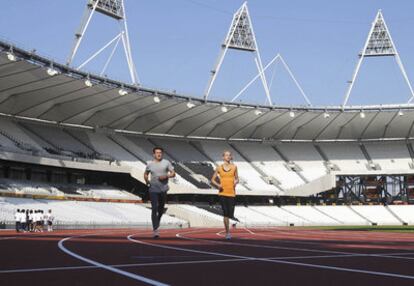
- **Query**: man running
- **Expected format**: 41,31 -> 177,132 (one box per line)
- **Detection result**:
211,150 -> 239,240
144,147 -> 175,238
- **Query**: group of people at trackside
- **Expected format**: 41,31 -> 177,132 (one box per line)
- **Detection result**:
14,209 -> 54,233
144,146 -> 238,240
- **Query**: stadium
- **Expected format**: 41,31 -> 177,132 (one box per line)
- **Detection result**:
0,1 -> 414,285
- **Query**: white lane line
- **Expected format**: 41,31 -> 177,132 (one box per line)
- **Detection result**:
3,251 -> 413,275
0,237 -> 16,240
58,231 -> 169,286
0,265 -> 97,274
127,230 -> 414,281
252,227 -> 414,242
243,228 -> 414,261
187,229 -> 355,255
382,252 -> 414,256
266,254 -> 362,260
218,230 -> 414,261
0,258 -> 248,274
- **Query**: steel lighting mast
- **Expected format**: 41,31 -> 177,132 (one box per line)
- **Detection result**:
203,2 -> 272,105
342,10 -> 414,106
67,0 -> 139,85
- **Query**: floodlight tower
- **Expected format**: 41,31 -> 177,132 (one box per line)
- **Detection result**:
203,2 -> 272,105
342,10 -> 414,106
67,0 -> 139,85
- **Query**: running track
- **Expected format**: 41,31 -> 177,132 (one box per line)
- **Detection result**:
1,227 -> 414,285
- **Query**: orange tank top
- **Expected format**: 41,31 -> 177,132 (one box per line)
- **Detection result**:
217,164 -> 236,197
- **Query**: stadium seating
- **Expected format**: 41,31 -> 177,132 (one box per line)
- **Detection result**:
281,205 -> 339,225
249,206 -> 308,226
150,138 -> 209,162
2,116 -> 414,198
276,143 -> 328,181
387,205 -> 414,224
21,122 -> 94,157
165,205 -> 413,227
0,197 -> 185,227
166,204 -> 223,227
0,178 -> 140,200
363,142 -> 413,171
234,206 -> 282,227
349,205 -> 402,225
0,118 -> 46,153
318,142 -> 369,171
198,141 -> 277,192
233,142 -> 305,190
313,205 -> 370,225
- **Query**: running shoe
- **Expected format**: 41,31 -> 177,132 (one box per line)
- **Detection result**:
153,229 -> 160,239
225,233 -> 232,240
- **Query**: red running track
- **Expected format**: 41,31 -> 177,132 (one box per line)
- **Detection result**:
0,227 -> 414,286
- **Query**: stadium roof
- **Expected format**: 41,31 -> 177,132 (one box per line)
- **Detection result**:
2,40 -> 414,142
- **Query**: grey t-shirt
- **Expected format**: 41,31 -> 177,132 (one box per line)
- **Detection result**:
145,159 -> 174,193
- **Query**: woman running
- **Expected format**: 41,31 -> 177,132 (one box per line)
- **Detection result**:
211,150 -> 239,240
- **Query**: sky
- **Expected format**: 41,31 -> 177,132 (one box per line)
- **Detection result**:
1,0 -> 414,107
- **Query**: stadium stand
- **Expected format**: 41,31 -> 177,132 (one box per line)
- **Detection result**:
166,204 -> 412,227
234,206 -> 282,227
276,143 -> 328,181
197,141 -> 277,192
387,205 -> 414,224
313,205 -> 371,225
166,204 -> 223,227
0,197 -> 186,228
0,178 -> 140,200
249,205 -> 309,226
349,205 -> 403,225
0,118 -> 46,154
281,205 -> 339,225
21,122 -> 95,157
318,142 -> 369,171
233,142 -> 305,190
363,141 -> 413,171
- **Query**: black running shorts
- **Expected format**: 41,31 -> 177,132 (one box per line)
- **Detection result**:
219,196 -> 235,218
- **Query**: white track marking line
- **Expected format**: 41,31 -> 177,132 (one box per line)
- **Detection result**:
217,230 -> 414,261
266,254 -> 362,260
128,234 -> 257,261
254,227 -> 414,241
0,258 -> 249,274
185,229 -> 356,255
0,265 -> 97,274
4,247 -> 413,275
382,252 -> 414,256
0,237 -> 16,240
131,229 -> 414,280
58,231 -> 169,286
243,228 -> 414,261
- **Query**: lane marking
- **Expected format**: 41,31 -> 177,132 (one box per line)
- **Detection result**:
251,227 -> 414,241
0,237 -> 16,240
0,258 -> 248,274
58,231 -> 169,286
127,229 -> 414,281
243,228 -> 414,261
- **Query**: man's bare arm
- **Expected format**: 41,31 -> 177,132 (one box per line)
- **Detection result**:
144,171 -> 150,185
168,170 -> 176,178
